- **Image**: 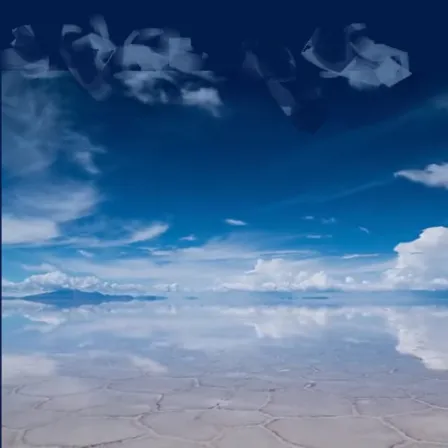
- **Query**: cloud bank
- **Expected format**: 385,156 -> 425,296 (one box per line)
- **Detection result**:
3,226 -> 448,296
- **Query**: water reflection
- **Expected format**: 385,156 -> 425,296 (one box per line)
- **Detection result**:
2,292 -> 448,447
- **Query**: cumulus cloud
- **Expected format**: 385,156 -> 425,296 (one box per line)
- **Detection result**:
3,234 -> 319,295
395,163 -> 448,189
225,218 -> 248,226
383,226 -> 448,289
3,227 -> 448,296
219,258 -> 336,292
1,270 -> 149,297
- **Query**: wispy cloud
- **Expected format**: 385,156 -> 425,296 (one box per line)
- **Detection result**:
62,221 -> 170,249
359,226 -> 370,234
181,87 -> 223,116
180,234 -> 196,241
2,183 -> 101,246
342,253 -> 379,260
266,181 -> 389,211
321,217 -> 337,224
2,73 -> 104,178
2,73 -> 104,246
432,92 -> 448,111
395,163 -> 448,189
2,215 -> 60,245
78,250 -> 94,258
225,218 -> 248,226
126,222 -> 170,244
7,182 -> 101,224
305,234 -> 332,240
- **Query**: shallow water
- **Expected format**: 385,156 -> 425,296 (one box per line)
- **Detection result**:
2,293 -> 448,447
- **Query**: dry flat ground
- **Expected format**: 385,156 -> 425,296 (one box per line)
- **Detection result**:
3,358 -> 448,448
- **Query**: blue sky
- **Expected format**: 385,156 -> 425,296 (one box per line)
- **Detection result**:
2,23 -> 448,296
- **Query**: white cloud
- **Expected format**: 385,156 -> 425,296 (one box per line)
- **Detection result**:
359,226 -> 370,234
71,150 -> 101,175
128,355 -> 168,374
395,163 -> 448,189
322,217 -> 337,224
2,183 -> 101,246
180,234 -> 196,241
303,216 -> 314,220
126,222 -> 169,244
342,253 -> 379,260
181,87 -> 222,116
75,22 -> 224,115
433,93 -> 448,111
78,250 -> 94,258
59,221 -> 170,249
3,227 -> 448,296
2,72 -> 104,178
220,258 -> 335,292
383,226 -> 448,289
305,234 -> 332,239
2,73 -> 104,246
21,263 -> 58,272
2,215 -> 60,244
225,218 -> 248,226
7,182 -> 101,224
3,234 -> 318,294
2,270 -> 149,297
